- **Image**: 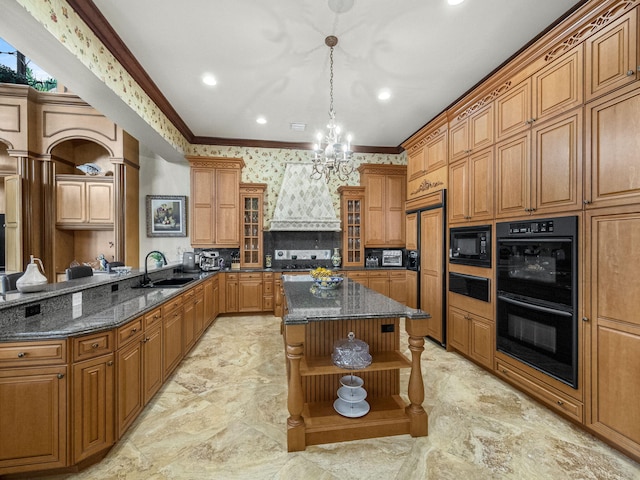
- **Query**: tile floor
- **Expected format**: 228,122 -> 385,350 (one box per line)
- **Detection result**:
43,315 -> 639,480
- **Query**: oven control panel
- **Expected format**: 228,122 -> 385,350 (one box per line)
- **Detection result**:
508,220 -> 554,234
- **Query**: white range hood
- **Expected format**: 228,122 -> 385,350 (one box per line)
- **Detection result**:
269,163 -> 341,231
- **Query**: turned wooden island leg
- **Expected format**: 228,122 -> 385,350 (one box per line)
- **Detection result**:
285,325 -> 306,451
405,322 -> 429,437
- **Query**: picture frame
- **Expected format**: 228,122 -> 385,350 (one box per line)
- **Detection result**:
146,195 -> 188,237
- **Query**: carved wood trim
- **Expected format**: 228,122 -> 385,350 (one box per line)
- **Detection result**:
406,128 -> 444,154
409,178 -> 445,197
455,81 -> 511,122
544,0 -> 639,61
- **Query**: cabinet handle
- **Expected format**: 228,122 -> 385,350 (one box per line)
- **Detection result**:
17,352 -> 26,358
582,316 -> 589,322
557,400 -> 564,406
130,328 -> 138,336
627,70 -> 635,76
143,337 -> 150,343
501,368 -> 508,374
57,373 -> 65,379
583,199 -> 591,205
91,342 -> 99,349
107,361 -> 114,366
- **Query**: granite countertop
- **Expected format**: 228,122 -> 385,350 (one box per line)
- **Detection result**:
282,276 -> 429,325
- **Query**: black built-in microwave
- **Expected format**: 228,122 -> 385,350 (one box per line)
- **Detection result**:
449,225 -> 491,267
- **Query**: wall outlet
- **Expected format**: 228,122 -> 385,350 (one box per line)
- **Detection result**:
381,324 -> 395,333
25,304 -> 41,317
72,292 -> 82,306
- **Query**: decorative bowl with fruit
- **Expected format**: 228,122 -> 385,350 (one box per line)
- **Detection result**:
310,267 -> 344,290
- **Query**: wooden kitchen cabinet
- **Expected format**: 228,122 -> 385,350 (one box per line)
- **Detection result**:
405,212 -> 418,251
346,271 -> 368,288
162,297 -> 184,380
188,157 -> 244,248
142,308 -> 163,404
448,306 -> 493,370
368,270 -> 390,297
238,272 -> 264,312
407,125 -> 448,176
359,164 -> 407,248
388,271 -> 407,305
406,270 -> 418,309
203,276 -> 219,328
0,339 -> 68,476
339,186 -> 365,267
420,208 -> 445,344
240,183 -> 266,268
496,107 -> 582,218
263,272 -> 274,312
182,288 -> 198,354
115,331 -> 144,439
448,147 -> 494,224
584,206 -> 640,461
585,7 -> 639,102
56,176 -> 114,227
585,83 -> 640,208
224,272 -> 239,313
72,352 -> 115,463
449,103 -> 494,163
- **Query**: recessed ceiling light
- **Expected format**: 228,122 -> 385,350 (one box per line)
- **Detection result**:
202,74 -> 217,86
377,89 -> 391,101
448,0 -> 465,5
256,116 -> 267,125
290,122 -> 307,132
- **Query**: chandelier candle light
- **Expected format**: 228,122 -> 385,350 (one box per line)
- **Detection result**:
311,35 -> 354,182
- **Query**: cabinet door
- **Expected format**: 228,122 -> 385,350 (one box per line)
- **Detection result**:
225,275 -> 239,313
364,175 -> 385,246
86,182 -> 113,224
533,45 -> 583,120
585,8 -> 638,101
194,290 -> 205,338
586,84 -> 640,208
115,340 -> 143,439
468,147 -> 494,221
143,322 -> 163,404
388,271 -> 407,304
470,103 -> 494,152
406,270 -> 418,309
448,159 -> 469,223
340,188 -> 365,267
420,208 -> 444,344
496,133 -> 531,218
368,273 -> 389,297
212,278 -> 220,319
496,79 -> 531,141
56,181 -> 85,224
449,118 -> 469,163
162,308 -> 183,379
585,208 -> 640,456
238,274 -> 263,312
0,365 -> 67,473
215,169 -> 241,246
191,168 -> 215,245
385,175 -> 406,246
532,108 -> 583,215
182,294 -> 196,353
405,212 -> 418,251
447,306 -> 470,354
470,315 -> 493,369
72,354 -> 115,463
203,278 -> 214,327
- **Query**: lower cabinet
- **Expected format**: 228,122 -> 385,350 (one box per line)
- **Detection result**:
263,272 -> 274,311
142,310 -> 163,404
448,305 -> 494,370
239,272 -> 263,312
225,273 -> 239,313
348,270 -> 408,305
115,337 -> 144,439
0,364 -> 68,474
72,353 -> 115,463
162,297 -> 184,380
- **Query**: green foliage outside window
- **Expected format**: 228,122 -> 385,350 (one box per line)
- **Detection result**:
0,64 -> 57,91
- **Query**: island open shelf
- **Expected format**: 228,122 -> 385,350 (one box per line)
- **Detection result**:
281,277 -> 430,451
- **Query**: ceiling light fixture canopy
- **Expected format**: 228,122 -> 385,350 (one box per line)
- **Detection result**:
311,35 -> 354,183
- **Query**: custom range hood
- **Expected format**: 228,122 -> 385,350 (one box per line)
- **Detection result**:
269,163 -> 341,231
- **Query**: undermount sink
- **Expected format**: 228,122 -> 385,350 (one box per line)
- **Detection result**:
150,277 -> 195,287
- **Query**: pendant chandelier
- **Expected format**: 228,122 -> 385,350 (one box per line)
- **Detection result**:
311,35 -> 354,182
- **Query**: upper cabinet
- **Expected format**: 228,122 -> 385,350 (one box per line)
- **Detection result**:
358,164 -> 407,248
338,186 -> 365,267
239,183 -> 266,268
187,157 -> 244,248
585,7 -> 639,102
56,176 -> 114,228
449,103 -> 494,163
449,147 -> 494,224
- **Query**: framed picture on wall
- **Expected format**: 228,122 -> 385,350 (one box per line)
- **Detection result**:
146,195 -> 188,237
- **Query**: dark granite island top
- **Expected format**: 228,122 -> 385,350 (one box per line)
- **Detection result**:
282,276 -> 429,324
281,274 -> 430,452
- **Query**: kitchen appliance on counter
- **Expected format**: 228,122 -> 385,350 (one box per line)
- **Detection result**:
381,250 -> 403,267
200,251 -> 223,271
182,252 -> 200,273
496,215 -> 578,388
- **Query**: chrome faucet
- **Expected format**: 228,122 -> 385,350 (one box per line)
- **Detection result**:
141,250 -> 167,286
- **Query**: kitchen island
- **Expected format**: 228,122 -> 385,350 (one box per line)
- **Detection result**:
281,275 -> 430,451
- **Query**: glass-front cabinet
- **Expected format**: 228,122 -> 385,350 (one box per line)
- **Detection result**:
339,186 -> 365,267
240,183 -> 266,268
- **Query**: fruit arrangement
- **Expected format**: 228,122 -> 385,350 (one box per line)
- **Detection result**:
310,267 -> 334,279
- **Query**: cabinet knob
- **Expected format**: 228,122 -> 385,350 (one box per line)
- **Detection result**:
582,316 -> 589,322
17,352 -> 26,358
583,199 -> 591,205
130,328 -> 138,336
557,400 -> 564,406
501,368 -> 508,374
57,373 -> 65,379
143,337 -> 150,343
91,342 -> 99,349
107,360 -> 114,366
627,70 -> 635,76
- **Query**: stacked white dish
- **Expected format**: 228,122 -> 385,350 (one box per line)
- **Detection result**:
333,374 -> 370,418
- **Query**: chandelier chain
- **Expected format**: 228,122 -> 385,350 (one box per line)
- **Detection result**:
329,45 -> 334,117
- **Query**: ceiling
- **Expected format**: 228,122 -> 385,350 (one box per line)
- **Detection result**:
3,0 -> 585,156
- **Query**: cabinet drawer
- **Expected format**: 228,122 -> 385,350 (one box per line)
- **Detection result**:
116,317 -> 143,348
239,272 -> 262,280
73,331 -> 114,362
162,297 -> 183,315
144,307 -> 162,329
0,340 -> 67,366
182,289 -> 196,301
367,270 -> 388,278
496,360 -> 582,422
263,281 -> 273,294
389,271 -> 406,279
263,272 -> 274,281
225,273 -> 239,281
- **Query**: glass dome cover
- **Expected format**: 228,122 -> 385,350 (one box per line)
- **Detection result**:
332,332 -> 372,370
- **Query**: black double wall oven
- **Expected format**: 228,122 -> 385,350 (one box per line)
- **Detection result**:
496,216 -> 578,388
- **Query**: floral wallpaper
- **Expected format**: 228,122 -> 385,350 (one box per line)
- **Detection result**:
16,0 -> 406,224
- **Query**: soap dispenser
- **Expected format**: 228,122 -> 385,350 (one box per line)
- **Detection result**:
16,255 -> 48,293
